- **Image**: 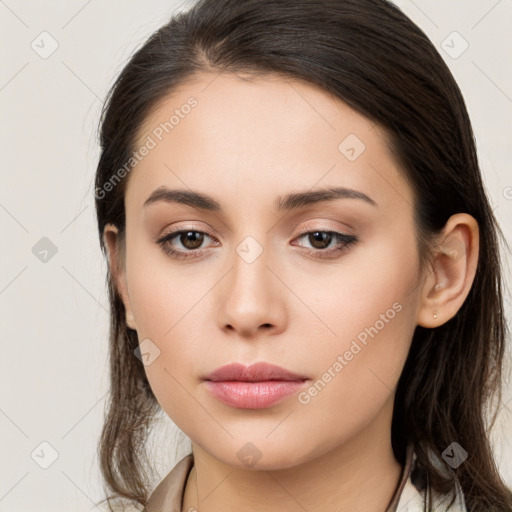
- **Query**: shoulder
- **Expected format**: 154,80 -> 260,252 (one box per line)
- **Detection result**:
144,453 -> 194,512
392,445 -> 467,512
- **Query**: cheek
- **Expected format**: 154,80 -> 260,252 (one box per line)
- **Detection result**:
124,243 -> 214,422
126,238 -> 204,340
289,300 -> 416,460
289,226 -> 420,346
291,234 -> 419,422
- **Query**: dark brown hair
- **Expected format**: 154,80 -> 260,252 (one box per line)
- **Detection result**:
93,0 -> 512,510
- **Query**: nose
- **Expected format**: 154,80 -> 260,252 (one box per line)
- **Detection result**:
216,241 -> 287,338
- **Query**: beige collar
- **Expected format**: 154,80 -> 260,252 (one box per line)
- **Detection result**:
143,444 -> 466,511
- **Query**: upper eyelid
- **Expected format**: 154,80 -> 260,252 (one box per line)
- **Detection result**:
294,223 -> 353,236
159,226 -> 217,242
161,224 -> 351,237
160,218 -> 353,237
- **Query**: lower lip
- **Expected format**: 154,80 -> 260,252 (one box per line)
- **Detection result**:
204,380 -> 308,409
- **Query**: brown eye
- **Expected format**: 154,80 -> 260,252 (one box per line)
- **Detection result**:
179,231 -> 204,250
308,231 -> 333,249
292,230 -> 358,259
156,229 -> 219,259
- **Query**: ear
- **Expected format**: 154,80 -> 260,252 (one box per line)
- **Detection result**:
416,213 -> 479,328
102,224 -> 137,331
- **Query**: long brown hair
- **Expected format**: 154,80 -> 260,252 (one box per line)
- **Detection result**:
93,0 -> 512,510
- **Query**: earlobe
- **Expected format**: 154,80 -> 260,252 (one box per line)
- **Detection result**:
102,224 -> 137,331
416,213 -> 479,328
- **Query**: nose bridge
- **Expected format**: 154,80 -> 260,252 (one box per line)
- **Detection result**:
216,230 -> 286,335
230,233 -> 273,303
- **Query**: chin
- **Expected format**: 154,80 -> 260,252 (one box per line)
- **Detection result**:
199,435 -> 320,471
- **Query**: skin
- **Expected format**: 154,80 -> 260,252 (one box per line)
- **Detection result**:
103,71 -> 479,511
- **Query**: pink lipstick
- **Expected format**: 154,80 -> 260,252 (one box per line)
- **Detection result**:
202,362 -> 309,409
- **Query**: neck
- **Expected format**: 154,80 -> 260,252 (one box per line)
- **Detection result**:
182,400 -> 402,512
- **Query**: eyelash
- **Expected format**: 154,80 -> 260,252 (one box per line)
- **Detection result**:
156,227 -> 358,260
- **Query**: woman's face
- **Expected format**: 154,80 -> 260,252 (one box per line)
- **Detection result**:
109,72 -> 428,469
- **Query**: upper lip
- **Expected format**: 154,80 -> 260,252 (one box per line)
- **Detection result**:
203,362 -> 309,382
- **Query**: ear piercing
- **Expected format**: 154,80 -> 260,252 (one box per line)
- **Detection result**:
433,311 -> 438,320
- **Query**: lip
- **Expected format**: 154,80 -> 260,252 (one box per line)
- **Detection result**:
203,362 -> 309,382
202,362 -> 309,409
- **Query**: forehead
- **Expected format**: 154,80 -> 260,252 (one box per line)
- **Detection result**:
134,71 -> 377,153
126,71 -> 413,216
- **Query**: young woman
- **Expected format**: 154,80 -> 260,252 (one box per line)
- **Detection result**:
93,0 -> 512,510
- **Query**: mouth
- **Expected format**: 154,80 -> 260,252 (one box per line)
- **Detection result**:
202,362 -> 310,409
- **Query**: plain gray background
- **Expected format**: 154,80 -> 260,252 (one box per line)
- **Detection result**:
1,0 -> 511,510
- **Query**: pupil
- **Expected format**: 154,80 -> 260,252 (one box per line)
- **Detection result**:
310,232 -> 331,249
182,231 -> 203,249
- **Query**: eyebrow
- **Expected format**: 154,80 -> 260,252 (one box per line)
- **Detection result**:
143,186 -> 377,211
